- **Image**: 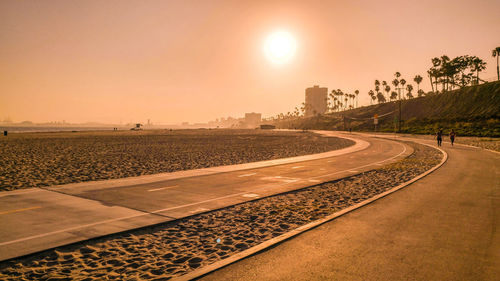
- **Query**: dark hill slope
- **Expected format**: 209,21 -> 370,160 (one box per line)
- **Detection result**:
277,81 -> 500,137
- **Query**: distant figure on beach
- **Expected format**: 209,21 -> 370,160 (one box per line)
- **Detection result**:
449,129 -> 456,146
436,129 -> 443,146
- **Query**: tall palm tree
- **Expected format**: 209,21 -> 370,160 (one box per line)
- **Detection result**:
354,90 -> 359,108
392,79 -> 400,100
493,47 -> 500,81
470,57 -> 487,84
395,72 -> 401,79
406,84 -> 414,99
329,90 -> 336,112
400,79 -> 407,99
390,91 -> 398,101
376,92 -> 385,104
427,70 -> 435,93
368,90 -> 375,105
382,81 -> 388,100
337,89 -> 344,111
384,85 -> 391,102
413,75 -> 423,94
374,80 -> 380,96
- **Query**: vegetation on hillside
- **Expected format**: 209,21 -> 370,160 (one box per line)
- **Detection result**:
273,81 -> 500,137
266,48 -> 500,137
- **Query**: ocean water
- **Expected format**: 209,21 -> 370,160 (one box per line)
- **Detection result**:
0,126 -> 119,133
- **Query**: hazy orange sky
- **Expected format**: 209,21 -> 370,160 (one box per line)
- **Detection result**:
1,0 -> 499,124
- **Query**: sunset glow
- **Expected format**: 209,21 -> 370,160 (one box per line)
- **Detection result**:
264,31 -> 296,64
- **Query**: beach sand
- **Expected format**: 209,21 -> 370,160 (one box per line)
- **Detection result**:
0,141 -> 442,280
0,129 -> 354,191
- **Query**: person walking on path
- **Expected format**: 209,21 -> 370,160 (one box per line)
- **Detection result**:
449,129 -> 456,146
436,129 -> 443,146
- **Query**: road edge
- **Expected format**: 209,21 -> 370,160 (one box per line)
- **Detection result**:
172,139 -> 448,281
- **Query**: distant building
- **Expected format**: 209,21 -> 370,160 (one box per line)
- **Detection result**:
305,85 -> 328,117
244,112 -> 262,128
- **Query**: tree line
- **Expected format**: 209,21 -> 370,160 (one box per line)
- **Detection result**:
269,47 -> 500,121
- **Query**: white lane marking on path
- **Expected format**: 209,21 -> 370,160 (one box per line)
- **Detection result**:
0,139 -> 407,248
148,185 -> 179,192
242,193 -> 260,198
291,166 -> 304,169
189,208 -> 209,214
238,173 -> 257,178
261,176 -> 300,183
348,170 -> 359,173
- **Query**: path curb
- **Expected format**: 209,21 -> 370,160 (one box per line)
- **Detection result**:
172,139 -> 448,281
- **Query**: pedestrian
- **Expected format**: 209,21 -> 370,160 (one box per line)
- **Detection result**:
449,129 -> 456,146
436,129 -> 443,146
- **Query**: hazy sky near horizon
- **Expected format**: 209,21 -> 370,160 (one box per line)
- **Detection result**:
1,0 -> 499,124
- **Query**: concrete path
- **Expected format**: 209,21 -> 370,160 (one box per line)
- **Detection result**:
199,135 -> 500,281
0,132 -> 411,261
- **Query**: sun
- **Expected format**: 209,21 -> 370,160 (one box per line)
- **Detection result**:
264,31 -> 296,64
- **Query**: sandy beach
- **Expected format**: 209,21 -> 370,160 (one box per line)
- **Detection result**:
0,141 -> 442,280
0,129 -> 354,191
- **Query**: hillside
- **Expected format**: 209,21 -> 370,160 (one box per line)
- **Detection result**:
276,81 -> 500,137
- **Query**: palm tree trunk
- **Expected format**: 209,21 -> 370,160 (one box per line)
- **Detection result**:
497,56 -> 499,81
429,73 -> 434,92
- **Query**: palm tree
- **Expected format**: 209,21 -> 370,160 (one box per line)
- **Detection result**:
374,80 -> 380,97
413,75 -> 423,94
400,79 -> 407,99
382,81 -> 387,100
406,84 -> 414,99
368,90 -> 375,105
390,91 -> 398,101
329,90 -> 336,112
493,47 -> 500,81
427,70 -> 435,93
384,85 -> 391,102
338,89 -> 344,111
354,90 -> 359,108
430,57 -> 442,92
392,78 -> 400,100
470,57 -> 487,84
376,92 -> 386,104
395,72 -> 401,79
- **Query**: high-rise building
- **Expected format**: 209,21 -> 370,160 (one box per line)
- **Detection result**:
305,85 -> 328,117
244,112 -> 262,128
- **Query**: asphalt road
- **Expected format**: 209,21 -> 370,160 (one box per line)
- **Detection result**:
0,132 -> 411,261
199,136 -> 500,281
